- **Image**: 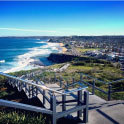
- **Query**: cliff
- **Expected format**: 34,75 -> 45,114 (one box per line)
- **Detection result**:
48,53 -> 78,63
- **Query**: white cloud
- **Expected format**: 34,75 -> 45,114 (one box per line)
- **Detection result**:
0,28 -> 56,33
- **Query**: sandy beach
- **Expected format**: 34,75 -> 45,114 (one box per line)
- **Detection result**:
59,43 -> 67,53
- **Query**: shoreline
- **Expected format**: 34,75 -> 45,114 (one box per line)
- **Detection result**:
2,40 -> 67,73
59,43 -> 67,53
3,41 -> 63,73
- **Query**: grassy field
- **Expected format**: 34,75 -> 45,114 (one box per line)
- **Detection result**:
36,57 -> 124,100
76,48 -> 100,53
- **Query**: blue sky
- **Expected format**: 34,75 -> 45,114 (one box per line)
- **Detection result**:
0,1 -> 124,36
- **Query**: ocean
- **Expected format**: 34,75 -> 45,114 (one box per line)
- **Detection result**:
0,38 -> 61,73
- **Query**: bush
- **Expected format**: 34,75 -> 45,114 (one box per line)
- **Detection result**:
0,110 -> 46,124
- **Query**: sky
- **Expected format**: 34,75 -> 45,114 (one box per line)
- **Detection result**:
0,1 -> 124,36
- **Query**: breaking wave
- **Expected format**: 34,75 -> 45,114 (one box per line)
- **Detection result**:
4,42 -> 61,73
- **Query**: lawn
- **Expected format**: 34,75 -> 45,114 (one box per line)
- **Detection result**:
76,48 -> 100,53
43,57 -> 124,100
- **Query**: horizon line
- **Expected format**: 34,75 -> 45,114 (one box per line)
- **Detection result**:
0,35 -> 124,37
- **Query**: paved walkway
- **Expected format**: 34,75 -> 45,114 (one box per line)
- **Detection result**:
23,82 -> 124,124
45,83 -> 124,124
87,101 -> 124,124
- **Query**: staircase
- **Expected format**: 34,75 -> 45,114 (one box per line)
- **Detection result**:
0,72 -> 124,124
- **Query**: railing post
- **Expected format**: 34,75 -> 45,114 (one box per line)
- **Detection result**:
43,90 -> 46,105
25,83 -> 27,93
50,93 -> 56,124
54,73 -> 56,83
62,94 -> 66,111
80,73 -> 83,82
16,79 -> 19,90
29,85 -> 31,98
32,85 -> 34,98
36,81 -> 38,96
72,78 -> 75,88
108,84 -> 112,101
83,91 -> 89,123
59,76 -> 62,88
27,74 -> 29,80
66,80 -> 69,89
18,81 -> 21,91
92,80 -> 95,95
12,79 -> 15,88
77,90 -> 82,118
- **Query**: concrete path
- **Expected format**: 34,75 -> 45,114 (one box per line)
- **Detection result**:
45,83 -> 124,124
23,82 -> 124,124
87,101 -> 124,124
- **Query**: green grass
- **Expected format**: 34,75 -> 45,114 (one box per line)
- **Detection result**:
0,75 -> 8,98
9,68 -> 40,77
48,63 -> 65,69
0,110 -> 47,124
76,48 -> 100,53
44,57 -> 124,100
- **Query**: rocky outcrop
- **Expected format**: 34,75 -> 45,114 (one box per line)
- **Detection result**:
48,53 -> 78,63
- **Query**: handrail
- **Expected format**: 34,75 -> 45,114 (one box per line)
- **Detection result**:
109,78 -> 124,84
0,72 -> 62,94
64,86 -> 87,94
81,73 -> 109,84
81,73 -> 124,85
0,72 -> 87,95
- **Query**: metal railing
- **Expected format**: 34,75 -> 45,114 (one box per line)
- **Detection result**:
0,72 -> 87,95
24,70 -> 124,101
0,72 -> 89,124
80,73 -> 124,101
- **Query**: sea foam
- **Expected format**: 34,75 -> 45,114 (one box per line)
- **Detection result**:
4,42 -> 61,73
0,60 -> 5,63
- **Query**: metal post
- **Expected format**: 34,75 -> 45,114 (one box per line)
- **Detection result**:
8,79 -> 11,85
92,80 -> 95,95
62,94 -> 66,111
83,91 -> 89,123
80,73 -> 83,82
59,77 -> 62,88
25,83 -> 27,93
43,90 -> 46,105
36,81 -> 38,96
32,85 -> 34,98
54,73 -> 56,83
72,78 -> 75,88
50,93 -> 56,124
18,81 -> 21,91
77,90 -> 82,118
16,79 -> 19,90
66,80 -> 69,89
29,85 -> 31,98
108,84 -> 112,101
27,74 -> 29,80
12,79 -> 15,88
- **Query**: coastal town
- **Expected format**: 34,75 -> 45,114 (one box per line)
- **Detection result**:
48,36 -> 124,71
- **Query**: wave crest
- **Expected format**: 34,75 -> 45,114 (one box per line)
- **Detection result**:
0,60 -> 5,63
4,42 -> 61,73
